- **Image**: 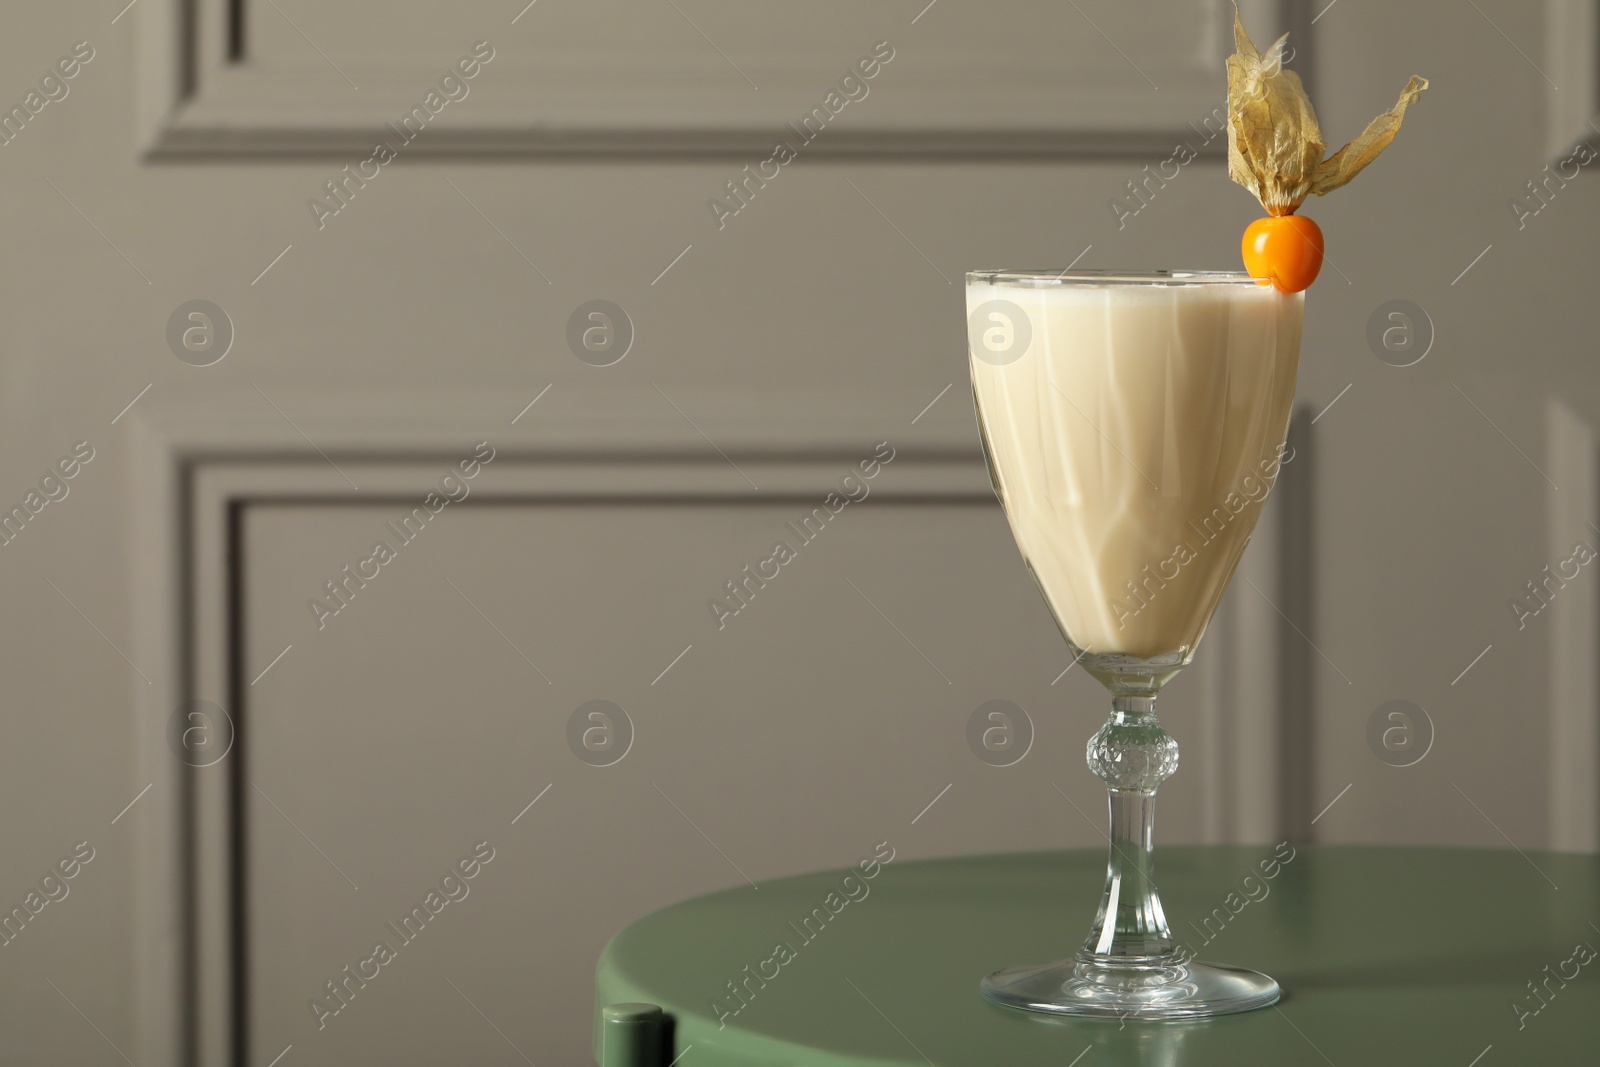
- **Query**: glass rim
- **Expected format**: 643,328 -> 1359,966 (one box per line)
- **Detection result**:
968,269 -> 1264,287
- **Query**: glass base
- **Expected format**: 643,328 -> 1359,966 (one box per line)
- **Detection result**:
981,955 -> 1280,1020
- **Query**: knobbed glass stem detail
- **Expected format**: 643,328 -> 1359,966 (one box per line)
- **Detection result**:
1081,697 -> 1181,965
1086,696 -> 1180,791
978,680 -> 1281,1017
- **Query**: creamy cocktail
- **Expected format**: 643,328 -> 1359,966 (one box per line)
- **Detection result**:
961,5 -> 1424,1022
968,273 -> 1302,667
967,270 -> 1302,1019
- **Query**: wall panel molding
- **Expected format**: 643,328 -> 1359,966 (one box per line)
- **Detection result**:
1547,399 -> 1599,851
128,388 -> 989,1065
1545,0 -> 1600,159
139,0 -> 1291,160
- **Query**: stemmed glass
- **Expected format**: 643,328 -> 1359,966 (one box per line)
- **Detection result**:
967,269 -> 1301,1018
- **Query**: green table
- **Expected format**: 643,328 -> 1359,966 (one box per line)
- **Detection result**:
595,845 -> 1599,1065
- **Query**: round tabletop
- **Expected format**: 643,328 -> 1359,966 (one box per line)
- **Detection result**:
594,845 -> 1599,1066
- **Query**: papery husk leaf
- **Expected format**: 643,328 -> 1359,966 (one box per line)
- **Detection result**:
1308,75 -> 1430,197
1226,4 -> 1426,214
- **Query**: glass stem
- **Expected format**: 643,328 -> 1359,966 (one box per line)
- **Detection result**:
1080,695 -> 1182,965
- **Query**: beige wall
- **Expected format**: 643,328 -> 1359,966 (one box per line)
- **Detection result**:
0,1 -> 1593,1064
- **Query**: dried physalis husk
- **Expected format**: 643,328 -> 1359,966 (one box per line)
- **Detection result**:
1226,6 -> 1427,215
